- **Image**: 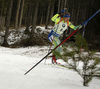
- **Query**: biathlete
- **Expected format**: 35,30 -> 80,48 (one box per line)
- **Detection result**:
48,10 -> 81,64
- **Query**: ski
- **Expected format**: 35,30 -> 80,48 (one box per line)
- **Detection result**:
46,63 -> 68,69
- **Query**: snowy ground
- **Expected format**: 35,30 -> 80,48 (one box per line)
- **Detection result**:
0,46 -> 100,89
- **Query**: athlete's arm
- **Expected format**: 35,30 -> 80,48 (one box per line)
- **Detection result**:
69,21 -> 76,30
51,14 -> 61,24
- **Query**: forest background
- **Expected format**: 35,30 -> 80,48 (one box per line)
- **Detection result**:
0,0 -> 100,50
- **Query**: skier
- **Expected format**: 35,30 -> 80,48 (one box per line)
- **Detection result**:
48,10 -> 81,64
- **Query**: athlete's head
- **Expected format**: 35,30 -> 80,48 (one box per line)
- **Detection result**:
63,12 -> 70,22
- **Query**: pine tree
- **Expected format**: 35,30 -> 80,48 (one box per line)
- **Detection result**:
61,34 -> 100,86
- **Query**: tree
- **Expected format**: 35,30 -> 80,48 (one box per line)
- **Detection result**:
58,0 -> 61,12
0,0 -> 8,31
19,0 -> 24,28
45,2 -> 50,29
2,0 -> 13,47
25,2 -> 32,33
49,0 -> 55,26
0,16 -> 5,31
40,11 -> 43,25
15,0 -> 21,29
61,34 -> 100,86
29,1 -> 39,44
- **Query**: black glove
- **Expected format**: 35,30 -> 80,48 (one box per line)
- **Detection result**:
58,9 -> 65,18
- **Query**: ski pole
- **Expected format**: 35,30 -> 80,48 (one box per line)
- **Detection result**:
80,9 -> 100,52
24,9 -> 100,75
24,27 -> 80,75
44,37 -> 55,64
80,25 -> 86,52
24,51 -> 52,75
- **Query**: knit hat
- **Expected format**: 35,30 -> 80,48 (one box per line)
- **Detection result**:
64,14 -> 71,18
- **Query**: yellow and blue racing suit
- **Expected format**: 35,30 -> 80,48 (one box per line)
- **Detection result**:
48,13 -> 77,58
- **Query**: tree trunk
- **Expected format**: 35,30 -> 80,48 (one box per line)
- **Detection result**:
76,3 -> 80,25
19,0 -> 24,28
0,16 -> 5,31
30,14 -> 32,25
2,0 -> 13,47
49,2 -> 55,26
0,16 -> 2,30
64,0 -> 67,7
15,0 -> 21,29
25,3 -> 32,34
40,12 -> 43,26
61,0 -> 64,10
58,0 -> 61,12
86,0 -> 94,42
25,3 -> 32,33
30,1 -> 39,44
45,3 -> 51,29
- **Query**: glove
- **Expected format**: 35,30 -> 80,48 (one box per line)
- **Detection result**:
58,9 -> 65,14
61,9 -> 65,13
73,25 -> 82,30
58,9 -> 65,18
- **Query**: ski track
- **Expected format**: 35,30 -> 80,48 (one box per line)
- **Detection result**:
0,46 -> 100,89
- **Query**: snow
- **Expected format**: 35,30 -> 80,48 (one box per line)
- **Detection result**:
0,28 -> 29,45
0,46 -> 100,89
0,26 -> 100,89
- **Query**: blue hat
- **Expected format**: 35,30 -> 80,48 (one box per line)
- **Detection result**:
64,14 -> 71,18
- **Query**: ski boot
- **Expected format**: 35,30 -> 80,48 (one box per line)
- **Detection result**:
52,55 -> 60,65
